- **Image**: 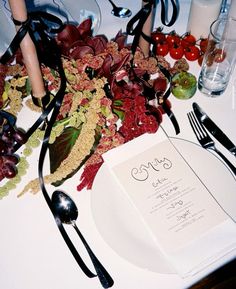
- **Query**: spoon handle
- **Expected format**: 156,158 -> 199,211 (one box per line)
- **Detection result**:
107,0 -> 116,8
72,223 -> 114,288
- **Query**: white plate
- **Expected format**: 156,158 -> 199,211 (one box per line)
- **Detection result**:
90,137 -> 236,273
0,0 -> 101,54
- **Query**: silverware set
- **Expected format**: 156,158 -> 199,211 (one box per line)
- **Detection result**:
188,103 -> 236,176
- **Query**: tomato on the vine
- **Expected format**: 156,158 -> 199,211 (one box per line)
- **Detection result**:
198,55 -> 204,66
151,29 -> 166,44
199,38 -> 208,53
166,33 -> 181,47
169,45 -> 184,60
184,46 -> 200,61
214,48 -> 226,63
155,42 -> 169,56
152,28 -> 205,65
181,33 -> 196,48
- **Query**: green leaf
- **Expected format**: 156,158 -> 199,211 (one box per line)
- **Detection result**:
113,99 -> 123,106
26,78 -> 32,96
113,108 -> 125,121
49,126 -> 101,187
49,126 -> 81,173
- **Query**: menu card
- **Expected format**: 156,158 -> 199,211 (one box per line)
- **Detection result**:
103,128 -> 236,277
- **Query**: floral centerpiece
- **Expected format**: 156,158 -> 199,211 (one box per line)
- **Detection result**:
0,16 -> 190,199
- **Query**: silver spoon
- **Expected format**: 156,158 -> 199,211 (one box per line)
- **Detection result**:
51,190 -> 114,288
107,0 -> 132,18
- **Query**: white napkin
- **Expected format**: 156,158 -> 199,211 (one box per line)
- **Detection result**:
103,127 -> 236,277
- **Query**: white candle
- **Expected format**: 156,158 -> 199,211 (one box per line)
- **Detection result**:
8,0 -> 46,99
187,0 -> 222,40
139,1 -> 155,57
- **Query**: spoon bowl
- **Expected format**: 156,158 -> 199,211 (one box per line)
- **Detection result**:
52,190 -> 78,224
51,190 -> 114,288
107,0 -> 132,18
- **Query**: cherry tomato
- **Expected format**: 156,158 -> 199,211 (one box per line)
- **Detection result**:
155,42 -> 169,56
214,48 -> 226,63
181,33 -> 196,48
205,53 -> 214,66
198,55 -> 204,66
184,46 -> 200,61
199,38 -> 208,53
166,33 -> 181,47
151,29 -> 166,44
169,45 -> 184,60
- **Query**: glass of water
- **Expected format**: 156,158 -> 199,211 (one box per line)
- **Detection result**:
198,17 -> 236,96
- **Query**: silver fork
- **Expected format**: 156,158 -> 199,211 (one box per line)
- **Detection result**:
187,111 -> 236,176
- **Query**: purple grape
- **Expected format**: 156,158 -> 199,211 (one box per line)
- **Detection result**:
0,139 -> 7,154
1,133 -> 14,145
0,115 -> 4,126
3,155 -> 19,165
3,163 -> 17,179
13,129 -> 27,144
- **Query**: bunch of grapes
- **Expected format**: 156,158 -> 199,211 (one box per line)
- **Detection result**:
0,113 -> 27,181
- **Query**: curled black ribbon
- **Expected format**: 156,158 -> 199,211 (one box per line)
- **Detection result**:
126,0 -> 155,55
160,0 -> 179,27
0,11 -> 64,65
38,60 -> 97,279
1,12 -> 96,278
126,0 -> 180,135
126,0 -> 179,54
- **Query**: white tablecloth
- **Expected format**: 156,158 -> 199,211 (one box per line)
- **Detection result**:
0,1 -> 235,289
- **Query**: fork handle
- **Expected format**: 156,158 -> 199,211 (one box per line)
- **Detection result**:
213,148 -> 236,176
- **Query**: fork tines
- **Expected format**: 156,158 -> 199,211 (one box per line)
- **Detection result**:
187,111 -> 207,140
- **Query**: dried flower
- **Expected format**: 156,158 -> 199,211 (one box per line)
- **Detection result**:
0,20 -> 188,198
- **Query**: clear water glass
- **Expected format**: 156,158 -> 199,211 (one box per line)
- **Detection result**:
198,17 -> 236,96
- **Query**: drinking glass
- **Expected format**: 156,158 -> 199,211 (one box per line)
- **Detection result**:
198,17 -> 236,96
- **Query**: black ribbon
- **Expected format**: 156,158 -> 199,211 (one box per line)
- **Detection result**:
0,11 -> 64,65
160,0 -> 179,27
126,0 -> 155,55
126,0 -> 179,54
1,12 -> 96,278
126,0 -> 180,135
37,60 -> 96,279
156,64 -> 180,135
